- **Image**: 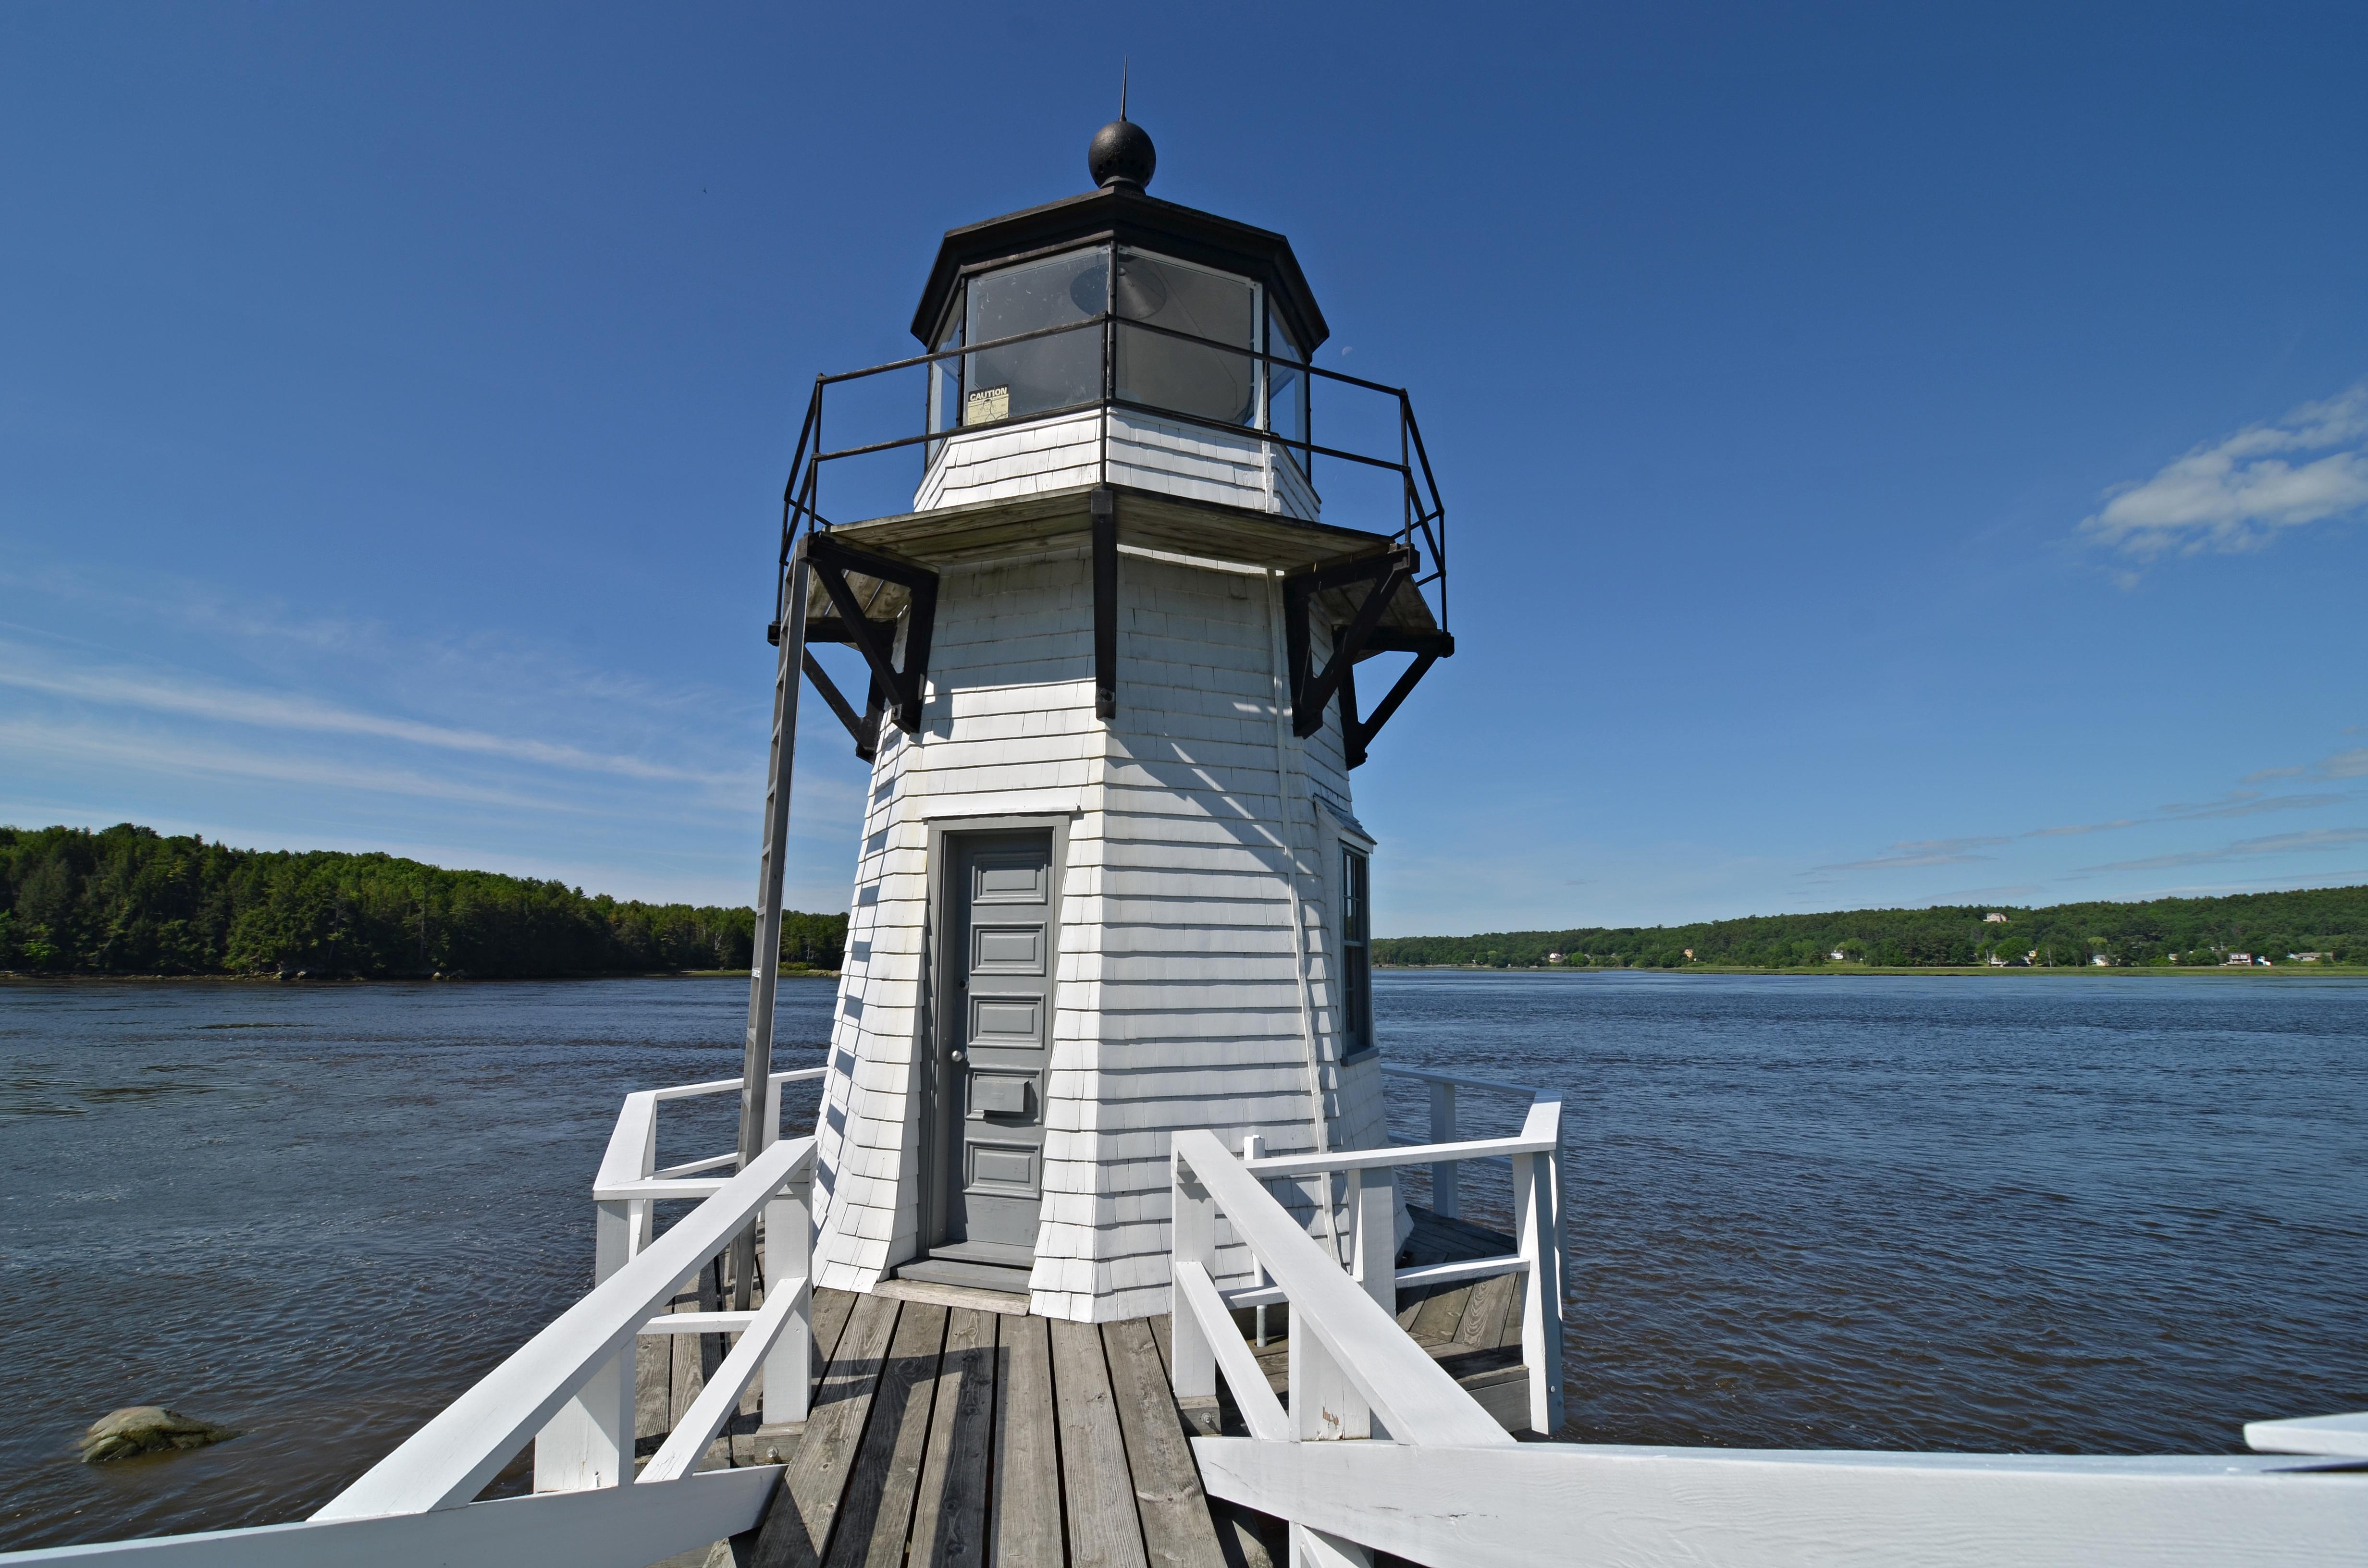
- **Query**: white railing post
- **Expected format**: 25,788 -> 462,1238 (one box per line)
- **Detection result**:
533,1199 -> 637,1492
1428,1080 -> 1457,1218
762,1073 -> 783,1152
1513,1148 -> 1566,1436
1243,1133 -> 1269,1347
1351,1165 -> 1394,1319
761,1166 -> 813,1426
628,1100 -> 657,1258
1170,1146 -> 1218,1408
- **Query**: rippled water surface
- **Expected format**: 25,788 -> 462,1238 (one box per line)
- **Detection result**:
2,971 -> 2364,1549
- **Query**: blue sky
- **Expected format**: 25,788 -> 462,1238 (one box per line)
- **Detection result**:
2,1 -> 2364,935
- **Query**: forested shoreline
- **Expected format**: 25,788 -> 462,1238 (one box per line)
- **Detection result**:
11,821 -> 2362,980
1373,886 -> 2368,970
0,823 -> 846,979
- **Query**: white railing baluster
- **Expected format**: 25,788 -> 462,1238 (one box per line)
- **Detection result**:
761,1165 -> 814,1426
1351,1165 -> 1394,1319
1428,1079 -> 1457,1218
1512,1146 -> 1564,1436
1171,1148 -> 1219,1410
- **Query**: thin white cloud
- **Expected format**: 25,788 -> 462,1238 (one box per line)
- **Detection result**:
1815,837 -> 2007,871
2072,826 -> 2368,876
2079,382 -> 2368,558
0,718 -> 584,812
2244,746 -> 2368,784
0,643 -> 744,787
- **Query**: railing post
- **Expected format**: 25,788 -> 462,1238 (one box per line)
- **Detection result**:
1170,1146 -> 1218,1412
761,1164 -> 813,1427
1244,1133 -> 1269,1347
1351,1164 -> 1394,1319
533,1199 -> 636,1491
1428,1080 -> 1458,1218
629,1100 -> 656,1257
1513,1150 -> 1566,1436
762,1074 -> 783,1152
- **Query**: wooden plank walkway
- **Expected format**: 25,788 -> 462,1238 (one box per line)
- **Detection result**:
625,1204 -> 1533,1567
694,1287 -> 1237,1568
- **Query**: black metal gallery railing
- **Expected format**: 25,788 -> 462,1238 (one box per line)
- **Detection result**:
767,313 -> 1450,639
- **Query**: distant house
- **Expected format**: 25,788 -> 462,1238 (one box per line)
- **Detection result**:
1546,952 -> 1564,962
1828,949 -> 1847,962
1986,954 -> 2009,967
1983,912 -> 2010,924
2225,952 -> 2253,966
2090,954 -> 2111,967
1682,948 -> 1694,961
2291,952 -> 2327,963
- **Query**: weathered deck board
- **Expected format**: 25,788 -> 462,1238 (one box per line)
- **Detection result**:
1104,1317 -> 1228,1568
1049,1317 -> 1152,1568
666,1288 -> 1261,1568
828,1300 -> 948,1568
990,1313 -> 1063,1568
749,1291 -> 901,1568
908,1307 -> 996,1568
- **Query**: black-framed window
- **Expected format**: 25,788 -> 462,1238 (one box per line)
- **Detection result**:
1340,846 -> 1371,1054
921,243 -> 1307,471
1265,305 -> 1307,478
963,247 -> 1105,426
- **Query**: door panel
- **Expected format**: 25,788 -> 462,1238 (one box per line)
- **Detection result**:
936,829 -> 1054,1253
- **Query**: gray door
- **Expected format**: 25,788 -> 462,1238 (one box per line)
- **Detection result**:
934,829 -> 1054,1255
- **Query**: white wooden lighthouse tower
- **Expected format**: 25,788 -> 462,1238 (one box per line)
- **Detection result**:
743,117 -> 1454,1323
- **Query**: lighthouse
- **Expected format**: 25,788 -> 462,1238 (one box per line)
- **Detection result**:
765,116 -> 1453,1323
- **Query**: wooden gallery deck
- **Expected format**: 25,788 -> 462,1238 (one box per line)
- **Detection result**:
628,1207 -> 1538,1568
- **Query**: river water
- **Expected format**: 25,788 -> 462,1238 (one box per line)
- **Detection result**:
1,971 -> 2362,1549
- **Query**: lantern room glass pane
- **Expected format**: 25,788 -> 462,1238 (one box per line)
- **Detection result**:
1113,247 -> 1258,426
963,246 -> 1107,426
1265,306 -> 1307,476
927,299 -> 963,462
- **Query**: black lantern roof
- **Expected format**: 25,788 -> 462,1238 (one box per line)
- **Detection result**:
909,122 -> 1329,354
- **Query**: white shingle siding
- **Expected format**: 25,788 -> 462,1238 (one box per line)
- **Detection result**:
913,410 -> 1319,520
805,545 -> 1383,1321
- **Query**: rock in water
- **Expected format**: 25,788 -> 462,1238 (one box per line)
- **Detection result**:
79,1407 -> 241,1464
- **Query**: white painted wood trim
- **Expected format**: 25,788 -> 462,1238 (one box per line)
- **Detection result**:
0,1466 -> 781,1568
1376,1065 -> 1543,1099
2246,1410 -> 2368,1458
653,1153 -> 740,1179
1174,1261 -> 1291,1441
637,1312 -> 759,1335
1192,1439 -> 2368,1568
1223,1251 -> 1529,1311
1172,1130 -> 1512,1448
653,1068 -> 828,1102
638,1275 -> 808,1484
318,1137 -> 817,1518
1246,1128 -> 1558,1178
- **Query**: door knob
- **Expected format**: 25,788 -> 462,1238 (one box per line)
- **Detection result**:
950,1049 -> 967,1064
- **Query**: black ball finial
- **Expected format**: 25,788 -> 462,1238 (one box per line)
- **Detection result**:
1088,118 -> 1155,191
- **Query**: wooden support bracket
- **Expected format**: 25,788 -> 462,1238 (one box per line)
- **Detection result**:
1283,544 -> 1417,741
805,532 -> 940,736
1341,634 -> 1451,769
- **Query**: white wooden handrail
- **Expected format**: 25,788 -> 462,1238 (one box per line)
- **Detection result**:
637,1274 -> 809,1484
1172,1128 -> 1515,1449
1172,1261 -> 1289,1441
316,1135 -> 817,1519
1192,1438 -> 2368,1568
1245,1128 -> 1556,1177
